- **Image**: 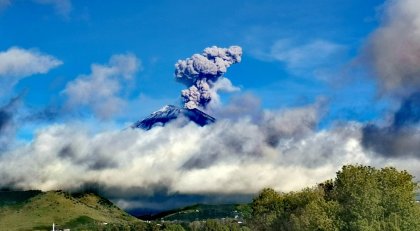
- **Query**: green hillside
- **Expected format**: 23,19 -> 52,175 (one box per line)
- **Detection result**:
0,190 -> 143,231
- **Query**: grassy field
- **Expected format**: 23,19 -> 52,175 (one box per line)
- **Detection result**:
0,190 -> 142,231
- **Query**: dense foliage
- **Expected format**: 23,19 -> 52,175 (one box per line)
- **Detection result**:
250,165 -> 420,231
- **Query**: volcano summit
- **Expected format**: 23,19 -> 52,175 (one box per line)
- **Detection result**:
132,105 -> 215,130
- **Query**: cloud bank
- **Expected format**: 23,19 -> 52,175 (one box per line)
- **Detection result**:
3,93 -> 418,211
0,101 -> 359,201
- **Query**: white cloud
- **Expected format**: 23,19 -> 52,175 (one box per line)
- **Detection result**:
0,47 -> 62,98
0,47 -> 62,78
63,53 -> 141,119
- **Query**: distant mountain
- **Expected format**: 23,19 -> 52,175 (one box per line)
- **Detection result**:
132,105 -> 216,130
0,190 -> 142,230
137,203 -> 251,222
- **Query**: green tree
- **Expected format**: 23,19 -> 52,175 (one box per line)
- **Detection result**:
162,223 -> 186,231
201,219 -> 229,231
332,165 -> 383,230
332,165 -> 420,231
249,165 -> 420,231
250,188 -> 283,230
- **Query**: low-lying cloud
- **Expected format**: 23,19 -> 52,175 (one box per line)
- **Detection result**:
3,98 -> 417,211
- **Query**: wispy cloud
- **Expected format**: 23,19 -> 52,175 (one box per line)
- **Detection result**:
251,39 -> 347,80
0,0 -> 72,17
33,0 -> 72,18
63,53 -> 141,119
0,0 -> 10,10
0,47 -> 62,98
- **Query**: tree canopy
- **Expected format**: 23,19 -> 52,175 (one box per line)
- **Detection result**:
250,165 -> 420,231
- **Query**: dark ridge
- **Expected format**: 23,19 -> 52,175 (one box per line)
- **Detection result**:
134,203 -> 246,222
0,190 -> 43,206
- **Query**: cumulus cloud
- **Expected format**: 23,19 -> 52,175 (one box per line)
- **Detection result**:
175,46 -> 242,109
0,47 -> 62,79
63,53 -> 140,119
0,47 -> 61,99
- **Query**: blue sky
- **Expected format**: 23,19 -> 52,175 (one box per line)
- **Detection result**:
0,0 -> 387,125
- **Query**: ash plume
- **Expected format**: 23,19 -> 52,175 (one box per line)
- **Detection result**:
0,95 -> 22,151
361,0 -> 420,158
363,0 -> 420,96
175,46 -> 242,109
362,92 -> 420,158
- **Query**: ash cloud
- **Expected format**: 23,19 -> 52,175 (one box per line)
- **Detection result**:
175,46 -> 242,109
0,94 -> 22,151
362,92 -> 420,158
361,0 -> 420,158
363,0 -> 420,96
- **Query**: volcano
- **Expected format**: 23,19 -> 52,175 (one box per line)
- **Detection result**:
132,105 -> 216,130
